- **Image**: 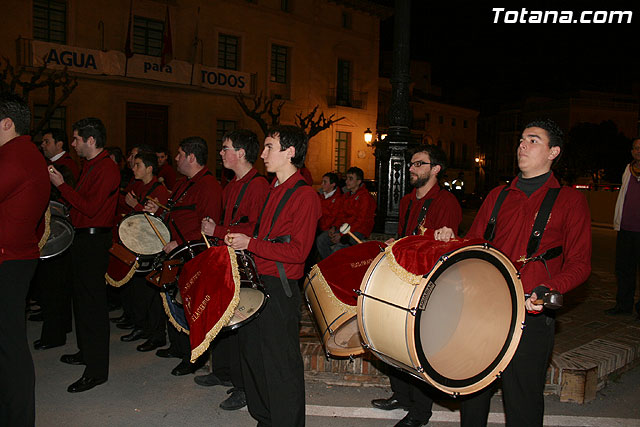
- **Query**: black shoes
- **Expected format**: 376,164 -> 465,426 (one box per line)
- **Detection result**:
394,413 -> 429,427
60,352 -> 85,365
120,329 -> 149,342
194,372 -> 233,387
171,360 -> 201,376
220,388 -> 247,411
155,347 -> 182,359
67,376 -> 107,393
137,339 -> 166,352
116,321 -> 135,330
371,397 -> 410,411
604,305 -> 632,316
34,339 -> 65,350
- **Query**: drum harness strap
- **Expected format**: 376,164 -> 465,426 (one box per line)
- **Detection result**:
402,197 -> 433,238
253,179 -> 307,298
483,185 -> 563,277
222,173 -> 261,227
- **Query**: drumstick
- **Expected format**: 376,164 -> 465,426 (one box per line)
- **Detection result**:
143,213 -> 167,246
339,223 -> 362,244
145,195 -> 169,211
201,231 -> 211,248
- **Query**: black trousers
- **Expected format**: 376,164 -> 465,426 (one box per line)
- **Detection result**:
615,229 -> 640,312
0,259 -> 38,427
389,368 -> 434,420
70,232 -> 111,379
211,330 -> 244,389
460,313 -> 555,427
167,320 -> 192,361
133,275 -> 166,342
36,250 -> 72,345
238,275 -> 305,427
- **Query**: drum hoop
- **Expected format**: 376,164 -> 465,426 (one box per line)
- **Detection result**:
40,215 -> 75,259
413,247 -> 522,389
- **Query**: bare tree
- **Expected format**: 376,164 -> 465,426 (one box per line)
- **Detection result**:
295,105 -> 344,139
1,56 -> 78,136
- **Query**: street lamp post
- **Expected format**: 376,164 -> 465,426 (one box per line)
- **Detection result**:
374,0 -> 417,234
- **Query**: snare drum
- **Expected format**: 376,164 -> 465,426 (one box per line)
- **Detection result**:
40,201 -> 74,259
357,236 -> 525,396
304,241 -> 386,358
118,212 -> 171,272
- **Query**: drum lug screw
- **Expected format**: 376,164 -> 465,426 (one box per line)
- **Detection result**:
417,366 -> 424,373
409,308 -> 417,316
451,392 -> 460,398
496,371 -> 502,379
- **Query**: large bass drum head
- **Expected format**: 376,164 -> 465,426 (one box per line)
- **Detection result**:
414,245 -> 524,395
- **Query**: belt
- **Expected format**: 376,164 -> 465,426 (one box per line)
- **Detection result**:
75,227 -> 112,235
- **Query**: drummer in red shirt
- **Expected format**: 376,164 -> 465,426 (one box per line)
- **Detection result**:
145,136 -> 222,376
371,145 -> 461,427
317,172 -> 342,232
41,128 -> 80,183
199,129 -> 269,410
156,147 -> 177,191
226,125 -> 321,427
435,119 -> 591,427
0,93 -> 50,426
49,117 -> 120,394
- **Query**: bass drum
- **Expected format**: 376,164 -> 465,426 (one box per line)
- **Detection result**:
357,238 -> 525,396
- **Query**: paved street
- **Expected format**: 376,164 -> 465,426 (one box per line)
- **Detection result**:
29,226 -> 640,426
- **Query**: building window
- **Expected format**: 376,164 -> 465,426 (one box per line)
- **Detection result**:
342,12 -> 352,29
463,120 -> 468,128
452,118 -> 456,127
271,44 -> 288,83
335,131 -> 350,174
281,0 -> 291,12
216,120 -> 237,178
336,59 -> 351,106
33,104 -> 66,132
133,16 -> 164,57
439,115 -> 444,124
33,0 -> 66,44
218,34 -> 239,70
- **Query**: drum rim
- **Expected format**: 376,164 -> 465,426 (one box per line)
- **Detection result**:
40,216 -> 75,259
413,247 -> 522,390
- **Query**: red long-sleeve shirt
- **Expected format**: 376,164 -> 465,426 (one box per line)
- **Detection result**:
247,171 -> 321,280
318,189 -> 343,231
158,162 -> 177,191
167,167 -> 222,244
57,149 -> 120,228
336,184 -> 376,238
212,168 -> 269,239
465,174 -> 592,294
51,151 -> 80,182
117,176 -> 170,217
0,135 -> 50,264
398,185 -> 462,237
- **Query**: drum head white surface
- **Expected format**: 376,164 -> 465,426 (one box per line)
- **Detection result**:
226,288 -> 265,328
119,214 -> 170,255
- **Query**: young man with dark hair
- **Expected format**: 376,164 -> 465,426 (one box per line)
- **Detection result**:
41,128 -> 80,183
156,147 -> 177,191
225,124 -> 321,427
49,117 -> 120,393
316,165 -> 376,258
318,172 -> 342,231
145,136 -> 222,376
0,92 -> 50,426
435,119 -> 591,427
199,128 -> 269,410
371,144 -> 462,427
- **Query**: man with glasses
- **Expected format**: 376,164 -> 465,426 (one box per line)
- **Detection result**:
371,145 -> 461,427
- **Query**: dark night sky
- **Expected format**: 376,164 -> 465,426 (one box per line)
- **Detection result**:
379,1 -> 640,111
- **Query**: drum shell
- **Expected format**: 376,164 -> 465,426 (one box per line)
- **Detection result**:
357,244 -> 525,396
304,265 -> 364,358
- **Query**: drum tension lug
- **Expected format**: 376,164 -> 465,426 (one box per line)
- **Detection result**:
416,366 -> 424,373
451,391 -> 460,398
409,308 -> 417,316
354,289 -> 362,296
496,371 -> 502,379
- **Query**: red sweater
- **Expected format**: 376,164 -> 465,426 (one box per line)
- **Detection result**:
51,151 -> 80,182
398,185 -> 462,237
336,184 -> 376,237
167,167 -> 222,244
247,171 -> 321,280
117,176 -> 170,217
465,174 -> 592,294
158,162 -> 177,191
0,135 -> 50,264
212,168 -> 269,239
318,189 -> 343,231
58,149 -> 120,228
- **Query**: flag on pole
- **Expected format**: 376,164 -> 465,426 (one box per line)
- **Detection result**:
161,6 -> 173,67
124,0 -> 133,59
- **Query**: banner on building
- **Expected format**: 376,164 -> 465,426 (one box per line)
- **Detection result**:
196,65 -> 251,94
125,55 -> 192,85
32,41 -> 125,76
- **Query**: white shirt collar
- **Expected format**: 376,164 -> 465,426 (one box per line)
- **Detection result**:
50,151 -> 66,162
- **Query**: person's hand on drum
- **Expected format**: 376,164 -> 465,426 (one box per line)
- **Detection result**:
385,237 -> 395,245
328,227 -> 341,244
525,292 -> 544,312
163,240 -> 178,254
48,166 -> 64,187
125,191 -> 138,208
201,217 -> 216,236
224,233 -> 250,250
434,227 -> 455,242
143,199 -> 159,214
